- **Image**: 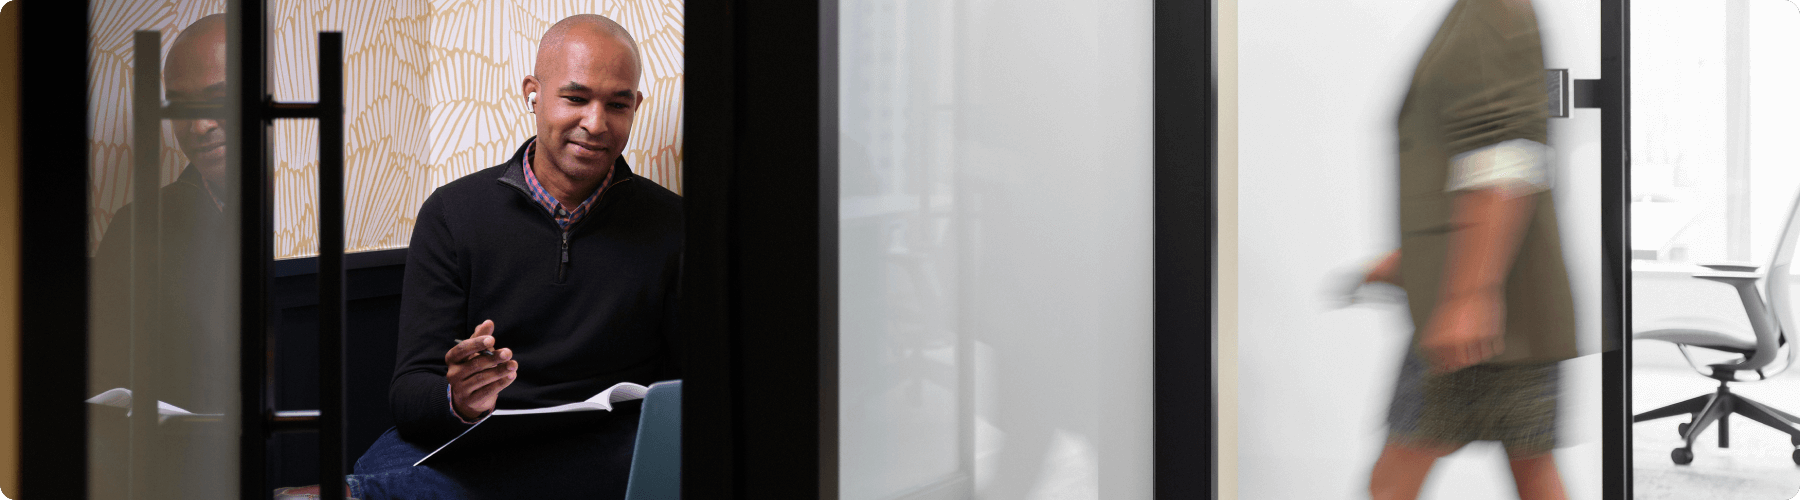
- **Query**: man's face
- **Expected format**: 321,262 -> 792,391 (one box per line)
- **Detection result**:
164,25 -> 229,186
525,33 -> 643,182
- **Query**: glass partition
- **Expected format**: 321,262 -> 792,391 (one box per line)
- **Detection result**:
1232,0 -> 1605,497
1629,1 -> 1800,496
86,1 -> 243,497
837,0 -> 1155,498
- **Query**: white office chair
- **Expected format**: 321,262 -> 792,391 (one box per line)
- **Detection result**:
1633,188 -> 1800,465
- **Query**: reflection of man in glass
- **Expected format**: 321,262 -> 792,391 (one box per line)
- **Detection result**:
92,12 -> 235,405
1359,0 -> 1578,499
163,13 -> 232,210
88,12 -> 238,499
281,14 -> 681,500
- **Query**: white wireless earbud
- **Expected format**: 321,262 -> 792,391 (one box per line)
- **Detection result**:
527,92 -> 538,113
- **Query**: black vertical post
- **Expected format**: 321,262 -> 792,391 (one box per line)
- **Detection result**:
317,32 -> 349,500
235,0 -> 273,496
1601,0 -> 1631,498
816,0 -> 841,496
18,0 -> 92,496
685,1 -> 837,497
129,30 -> 167,496
1153,0 -> 1217,498
682,0 -> 738,494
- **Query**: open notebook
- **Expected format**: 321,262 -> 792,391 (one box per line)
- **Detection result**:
414,382 -> 649,466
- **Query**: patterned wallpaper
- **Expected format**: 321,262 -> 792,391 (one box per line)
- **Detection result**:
87,0 -> 684,258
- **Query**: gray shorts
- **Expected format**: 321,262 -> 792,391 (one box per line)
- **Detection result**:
1386,348 -> 1561,459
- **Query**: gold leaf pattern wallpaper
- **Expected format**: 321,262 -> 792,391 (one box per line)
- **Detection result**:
87,0 -> 684,259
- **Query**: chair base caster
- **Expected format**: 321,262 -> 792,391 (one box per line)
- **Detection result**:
1679,423 -> 1691,437
1673,448 -> 1694,465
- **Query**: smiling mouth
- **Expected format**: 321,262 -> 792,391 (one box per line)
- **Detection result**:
191,143 -> 226,157
567,142 -> 608,154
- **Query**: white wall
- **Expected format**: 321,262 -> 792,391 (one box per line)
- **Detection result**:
1236,1 -> 1604,498
837,0 -> 1154,498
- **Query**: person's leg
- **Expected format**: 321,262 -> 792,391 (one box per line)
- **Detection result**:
1368,440 -> 1459,500
340,427 -> 470,500
1507,452 -> 1567,500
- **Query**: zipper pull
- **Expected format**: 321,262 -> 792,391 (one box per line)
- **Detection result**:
560,230 -> 571,265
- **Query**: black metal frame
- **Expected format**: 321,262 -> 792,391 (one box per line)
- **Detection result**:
684,0 -> 839,497
1601,0 -> 1632,498
18,0 -> 93,496
1155,0 -> 1218,498
234,2 -> 274,496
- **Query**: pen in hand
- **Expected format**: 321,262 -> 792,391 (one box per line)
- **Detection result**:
452,338 -> 498,357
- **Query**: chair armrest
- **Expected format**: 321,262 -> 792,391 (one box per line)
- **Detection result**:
1697,261 -> 1762,273
1693,270 -> 1764,284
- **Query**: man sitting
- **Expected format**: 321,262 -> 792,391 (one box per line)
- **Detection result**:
286,14 -> 682,500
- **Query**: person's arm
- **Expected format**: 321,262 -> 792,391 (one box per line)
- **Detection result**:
1422,189 -> 1535,372
1420,0 -> 1549,373
1364,249 -> 1402,286
389,193 -> 512,444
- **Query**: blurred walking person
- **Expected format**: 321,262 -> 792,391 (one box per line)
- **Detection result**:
1359,0 -> 1578,498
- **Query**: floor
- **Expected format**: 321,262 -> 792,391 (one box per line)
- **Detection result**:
1631,345 -> 1800,499
1236,271 -> 1800,499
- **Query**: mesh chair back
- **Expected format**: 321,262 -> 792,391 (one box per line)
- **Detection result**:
1762,188 -> 1800,376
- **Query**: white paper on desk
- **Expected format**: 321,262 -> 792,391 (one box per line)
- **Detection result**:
86,387 -> 221,423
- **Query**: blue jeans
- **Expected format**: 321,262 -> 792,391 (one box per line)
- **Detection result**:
347,404 -> 640,500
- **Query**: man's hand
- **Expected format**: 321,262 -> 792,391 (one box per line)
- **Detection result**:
1420,292 -> 1506,373
446,319 -> 516,422
1365,250 -> 1403,285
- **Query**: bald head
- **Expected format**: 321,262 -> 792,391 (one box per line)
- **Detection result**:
164,13 -> 230,191
536,14 -> 642,82
165,14 -> 227,78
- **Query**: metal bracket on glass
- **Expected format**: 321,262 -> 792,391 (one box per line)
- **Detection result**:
1547,70 -> 1603,114
1573,78 -> 1603,109
1547,69 -> 1570,117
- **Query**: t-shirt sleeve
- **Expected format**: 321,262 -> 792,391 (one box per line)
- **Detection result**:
1436,0 -> 1550,168
1446,138 -> 1552,196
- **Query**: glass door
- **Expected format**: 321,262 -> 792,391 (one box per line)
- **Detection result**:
1628,1 -> 1800,496
1231,0 -> 1609,497
837,0 -> 1157,497
85,1 -> 245,497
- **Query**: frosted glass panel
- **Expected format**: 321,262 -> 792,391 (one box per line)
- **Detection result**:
837,0 -> 1153,498
1236,0 -> 1603,498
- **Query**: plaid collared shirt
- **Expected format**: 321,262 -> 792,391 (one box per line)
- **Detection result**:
522,140 -> 612,230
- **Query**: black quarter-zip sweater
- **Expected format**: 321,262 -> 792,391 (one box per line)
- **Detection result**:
390,138 -> 682,446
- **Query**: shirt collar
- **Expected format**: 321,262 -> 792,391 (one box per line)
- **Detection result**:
522,140 -> 612,229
